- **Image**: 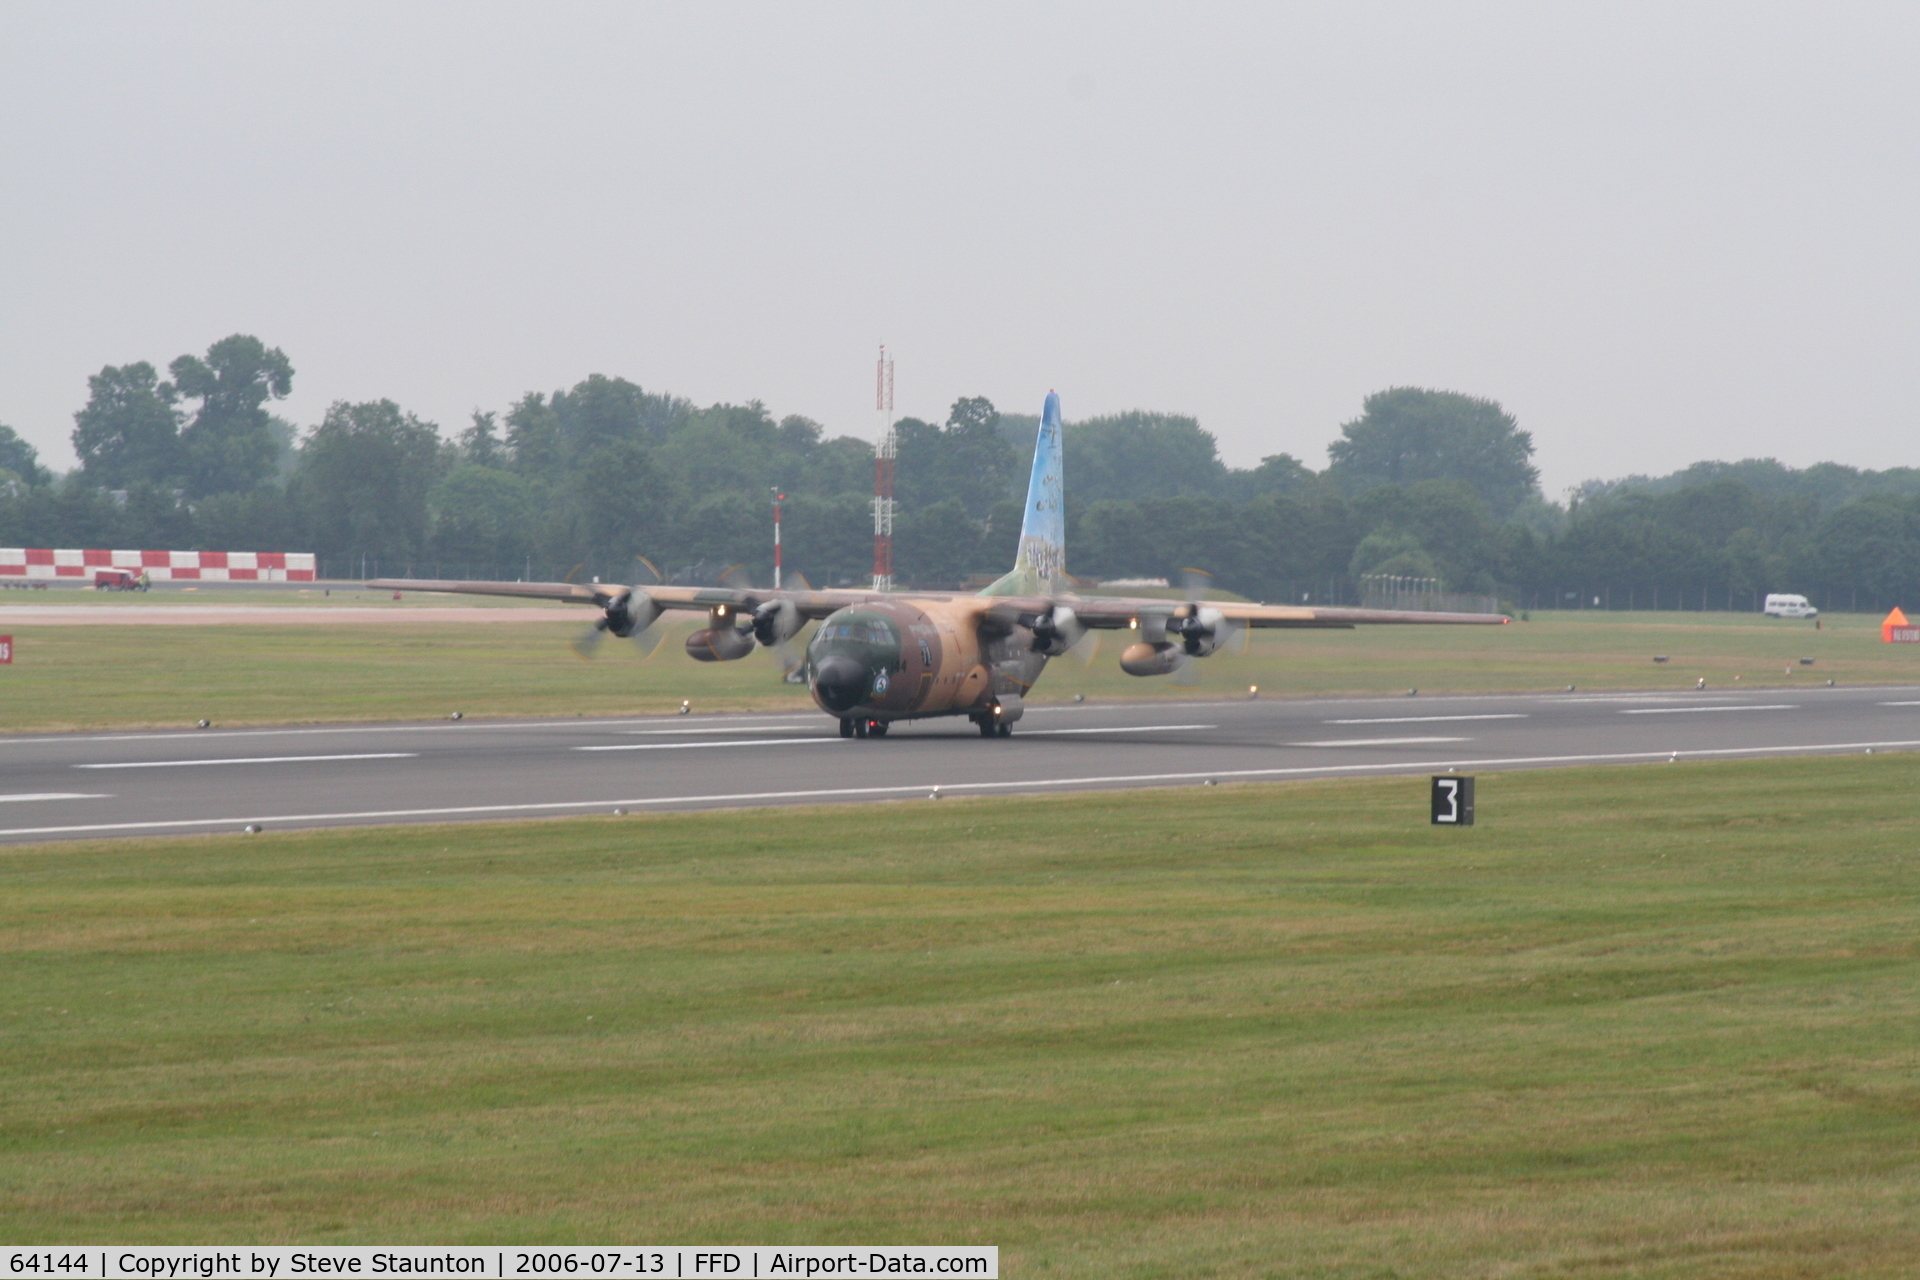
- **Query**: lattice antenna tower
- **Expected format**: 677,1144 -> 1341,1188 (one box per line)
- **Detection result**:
871,343 -> 896,591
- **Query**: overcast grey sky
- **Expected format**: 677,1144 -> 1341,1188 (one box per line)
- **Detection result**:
3,2 -> 1915,496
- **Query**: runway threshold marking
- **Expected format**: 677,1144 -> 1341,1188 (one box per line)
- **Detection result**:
0,793 -> 107,803
11,739 -> 1920,839
1620,704 -> 1798,715
1322,714 -> 1527,724
75,753 -> 417,770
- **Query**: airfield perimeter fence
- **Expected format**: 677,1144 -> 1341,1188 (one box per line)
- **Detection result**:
1517,585 -> 1902,614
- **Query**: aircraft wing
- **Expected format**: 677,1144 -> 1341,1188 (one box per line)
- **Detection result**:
1073,598 -> 1508,629
977,593 -> 1509,631
367,578 -> 919,621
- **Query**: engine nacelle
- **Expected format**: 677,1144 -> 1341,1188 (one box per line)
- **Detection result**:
1029,605 -> 1087,656
752,598 -> 803,647
686,608 -> 756,661
1120,640 -> 1184,677
1177,606 -> 1230,657
606,590 -> 662,638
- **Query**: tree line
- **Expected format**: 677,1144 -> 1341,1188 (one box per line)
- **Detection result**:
4,333 -> 1919,611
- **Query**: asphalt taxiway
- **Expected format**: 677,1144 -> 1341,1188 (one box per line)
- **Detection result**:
4,684 -> 1918,842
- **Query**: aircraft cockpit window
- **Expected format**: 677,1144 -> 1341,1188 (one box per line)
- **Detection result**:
818,621 -> 895,645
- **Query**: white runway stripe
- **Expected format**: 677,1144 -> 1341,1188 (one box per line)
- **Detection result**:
1293,736 -> 1471,747
76,753 -> 416,770
9,739 -> 1920,839
1021,724 -> 1215,735
1323,714 -> 1527,724
622,725 -> 817,735
577,738 -> 837,752
1620,704 -> 1798,715
0,793 -> 107,803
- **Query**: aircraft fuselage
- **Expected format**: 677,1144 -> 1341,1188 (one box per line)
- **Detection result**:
805,598 -> 1046,729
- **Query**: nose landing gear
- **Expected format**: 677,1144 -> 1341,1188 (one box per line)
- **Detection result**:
973,714 -> 1012,738
844,717 -> 889,739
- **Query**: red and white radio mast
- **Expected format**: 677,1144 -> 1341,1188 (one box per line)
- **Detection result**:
871,343 -> 896,591
771,486 -> 785,590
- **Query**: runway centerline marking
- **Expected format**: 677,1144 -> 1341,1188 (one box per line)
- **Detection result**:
1293,736 -> 1471,747
623,725 -> 817,736
1620,704 -> 1798,715
75,753 -> 417,770
1322,714 -> 1527,725
577,738 -> 838,753
1020,724 -> 1215,736
0,793 -> 107,803
13,738 -> 1920,839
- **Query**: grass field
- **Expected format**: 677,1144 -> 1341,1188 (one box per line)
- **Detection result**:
0,606 -> 1914,731
4,755 -> 1918,1274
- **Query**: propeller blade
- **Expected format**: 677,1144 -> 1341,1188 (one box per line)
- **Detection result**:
626,555 -> 664,587
1178,568 -> 1214,603
1066,629 -> 1101,669
1171,652 -> 1201,687
771,638 -> 806,682
571,618 -> 610,660
630,620 -> 666,660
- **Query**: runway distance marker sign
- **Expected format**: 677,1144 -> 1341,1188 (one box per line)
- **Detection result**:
3,1250 -> 997,1279
1431,775 -> 1475,826
0,634 -> 11,663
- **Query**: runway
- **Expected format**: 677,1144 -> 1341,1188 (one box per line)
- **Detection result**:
4,684 -> 1919,843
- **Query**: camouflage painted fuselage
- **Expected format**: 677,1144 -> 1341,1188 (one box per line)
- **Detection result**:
804,597 -> 1047,724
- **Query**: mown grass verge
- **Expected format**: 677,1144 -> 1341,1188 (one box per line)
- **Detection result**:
0,608 -> 1912,731
3,754 -> 1918,1275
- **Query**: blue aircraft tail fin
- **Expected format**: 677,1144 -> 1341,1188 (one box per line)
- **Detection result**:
980,390 -> 1065,596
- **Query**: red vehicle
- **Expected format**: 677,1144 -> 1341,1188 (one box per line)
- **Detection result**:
93,569 -> 148,591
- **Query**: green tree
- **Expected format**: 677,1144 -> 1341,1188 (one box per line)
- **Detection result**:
428,464 -> 535,574
1327,388 -> 1539,518
170,335 -> 294,496
0,423 -> 52,488
505,392 -> 565,478
894,397 -> 1019,518
292,400 -> 442,569
458,411 -> 505,467
895,498 -> 982,586
1071,411 -> 1228,502
70,363 -> 183,488
568,439 -> 674,577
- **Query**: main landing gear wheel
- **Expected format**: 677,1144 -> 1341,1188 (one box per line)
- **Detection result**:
976,717 -> 995,738
839,718 -> 854,738
997,722 -> 1012,737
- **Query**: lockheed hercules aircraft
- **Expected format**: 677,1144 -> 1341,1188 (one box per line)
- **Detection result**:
373,392 -> 1507,738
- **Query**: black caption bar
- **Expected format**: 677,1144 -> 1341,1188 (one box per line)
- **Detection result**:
4,1249 -> 995,1280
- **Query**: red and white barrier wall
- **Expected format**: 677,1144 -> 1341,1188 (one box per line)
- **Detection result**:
0,549 -> 317,582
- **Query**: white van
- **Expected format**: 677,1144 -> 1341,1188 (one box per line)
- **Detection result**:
1764,593 -> 1818,619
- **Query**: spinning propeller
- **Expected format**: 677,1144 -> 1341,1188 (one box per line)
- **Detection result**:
571,556 -> 667,660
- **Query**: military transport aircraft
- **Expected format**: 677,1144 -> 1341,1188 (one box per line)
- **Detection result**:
372,392 -> 1507,738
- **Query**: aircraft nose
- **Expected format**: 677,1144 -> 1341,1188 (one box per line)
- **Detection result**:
811,655 -> 868,713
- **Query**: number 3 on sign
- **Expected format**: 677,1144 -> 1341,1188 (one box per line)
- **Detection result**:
1431,775 -> 1474,826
